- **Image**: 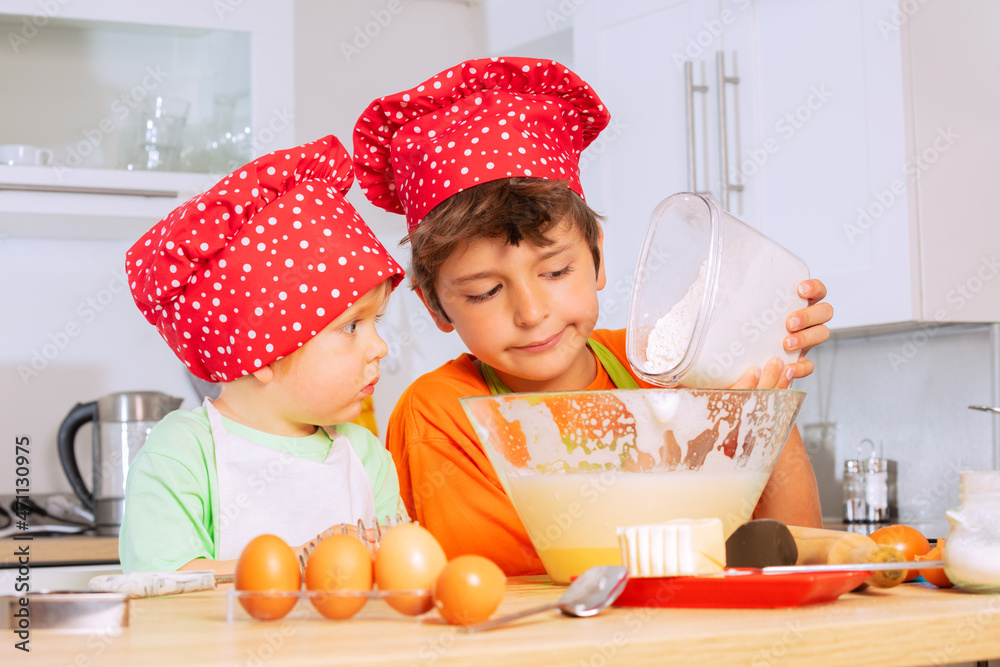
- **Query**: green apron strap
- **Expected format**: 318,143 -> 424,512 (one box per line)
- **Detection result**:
586,338 -> 640,389
475,359 -> 513,395
476,337 -> 639,395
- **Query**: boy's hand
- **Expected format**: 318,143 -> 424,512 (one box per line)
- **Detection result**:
782,278 -> 832,381
730,358 -> 792,390
729,279 -> 832,389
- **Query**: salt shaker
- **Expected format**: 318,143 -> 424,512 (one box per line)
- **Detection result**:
944,471 -> 1000,593
843,459 -> 869,522
843,439 -> 896,523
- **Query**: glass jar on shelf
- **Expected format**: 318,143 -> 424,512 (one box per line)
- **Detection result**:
182,94 -> 252,174
122,96 -> 191,172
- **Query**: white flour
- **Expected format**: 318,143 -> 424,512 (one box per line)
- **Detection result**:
631,194 -> 809,387
644,260 -> 708,373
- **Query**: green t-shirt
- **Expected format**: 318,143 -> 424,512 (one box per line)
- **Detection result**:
119,407 -> 405,572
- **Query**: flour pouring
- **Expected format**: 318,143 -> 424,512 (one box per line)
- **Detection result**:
626,193 -> 809,388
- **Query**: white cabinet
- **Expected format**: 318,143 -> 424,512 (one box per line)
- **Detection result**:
757,0 -> 1000,329
575,0 -> 1000,331
572,0 -> 764,327
0,0 -> 293,240
892,0 -> 1000,327
747,0 -> 915,331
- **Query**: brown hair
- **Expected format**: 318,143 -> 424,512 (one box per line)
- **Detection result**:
406,178 -> 603,321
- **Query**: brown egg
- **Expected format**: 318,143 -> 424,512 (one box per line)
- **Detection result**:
374,523 -> 447,615
235,534 -> 301,620
433,555 -> 506,626
305,534 -> 373,619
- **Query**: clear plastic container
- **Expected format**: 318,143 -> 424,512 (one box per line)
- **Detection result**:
626,193 -> 809,388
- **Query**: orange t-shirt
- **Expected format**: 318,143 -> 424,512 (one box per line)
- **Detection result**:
385,328 -> 652,576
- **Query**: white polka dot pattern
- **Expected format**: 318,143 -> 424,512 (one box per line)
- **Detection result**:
353,57 -> 610,231
124,135 -> 405,383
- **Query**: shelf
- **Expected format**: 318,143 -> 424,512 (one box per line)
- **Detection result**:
0,166 -> 216,240
0,1 -> 292,241
0,165 -> 216,195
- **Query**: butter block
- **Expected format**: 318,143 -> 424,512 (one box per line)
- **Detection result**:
617,518 -> 726,577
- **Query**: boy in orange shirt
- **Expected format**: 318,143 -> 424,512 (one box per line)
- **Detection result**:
354,58 -> 833,575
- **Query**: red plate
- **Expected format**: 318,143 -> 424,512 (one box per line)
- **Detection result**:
612,569 -> 871,609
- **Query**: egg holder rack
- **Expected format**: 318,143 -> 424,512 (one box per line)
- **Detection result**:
230,514 -> 423,623
297,514 -> 409,572
225,587 -> 434,623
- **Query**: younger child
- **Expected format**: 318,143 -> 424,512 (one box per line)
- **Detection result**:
121,135 -> 406,573
354,58 -> 833,575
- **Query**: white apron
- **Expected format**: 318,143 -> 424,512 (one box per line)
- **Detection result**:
206,399 -> 377,560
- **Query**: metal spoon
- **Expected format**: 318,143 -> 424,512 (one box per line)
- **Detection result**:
459,565 -> 630,634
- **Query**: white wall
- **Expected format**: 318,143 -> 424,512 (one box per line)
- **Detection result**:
294,0 -> 516,438
795,324 -> 999,536
0,0 -> 489,497
480,0 -> 574,57
0,17 -> 230,498
0,1 -> 292,499
0,238 -> 201,496
292,0 -> 629,436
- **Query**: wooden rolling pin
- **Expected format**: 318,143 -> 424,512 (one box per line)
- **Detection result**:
788,526 -> 907,588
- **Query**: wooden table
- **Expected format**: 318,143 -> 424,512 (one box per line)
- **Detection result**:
3,577 -> 999,666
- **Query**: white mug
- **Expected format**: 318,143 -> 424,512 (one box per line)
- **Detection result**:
0,144 -> 54,167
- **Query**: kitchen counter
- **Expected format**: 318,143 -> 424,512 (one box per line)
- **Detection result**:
0,536 -> 121,595
822,518 -> 952,539
0,494 -> 119,568
4,577 -> 998,666
0,536 -> 119,568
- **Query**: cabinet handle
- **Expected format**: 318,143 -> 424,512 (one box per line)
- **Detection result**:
716,51 -> 744,211
684,60 -> 709,194
0,183 -> 179,198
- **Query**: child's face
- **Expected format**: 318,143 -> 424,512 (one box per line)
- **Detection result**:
424,220 -> 606,393
266,283 -> 390,431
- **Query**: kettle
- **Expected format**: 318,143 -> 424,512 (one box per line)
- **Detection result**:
57,391 -> 183,535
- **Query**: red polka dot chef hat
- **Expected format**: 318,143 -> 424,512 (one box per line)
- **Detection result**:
353,57 -> 610,231
126,135 -> 405,383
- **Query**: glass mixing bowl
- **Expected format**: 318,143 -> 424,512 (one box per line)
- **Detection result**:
460,388 -> 805,584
